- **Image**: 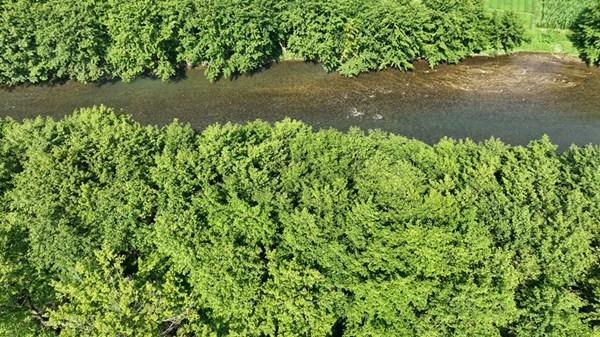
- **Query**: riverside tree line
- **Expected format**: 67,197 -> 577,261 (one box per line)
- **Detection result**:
0,0 -> 527,85
1,107 -> 600,336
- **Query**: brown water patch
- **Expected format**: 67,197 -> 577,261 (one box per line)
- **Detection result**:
421,53 -> 594,93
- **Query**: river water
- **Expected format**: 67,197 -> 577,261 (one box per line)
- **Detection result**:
1,53 -> 599,148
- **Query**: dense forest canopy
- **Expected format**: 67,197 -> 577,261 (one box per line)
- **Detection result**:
0,0 -> 526,85
1,107 -> 600,336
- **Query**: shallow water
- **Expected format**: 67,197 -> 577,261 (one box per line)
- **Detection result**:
1,53 -> 599,148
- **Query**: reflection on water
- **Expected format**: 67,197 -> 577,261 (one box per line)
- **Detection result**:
1,53 -> 599,148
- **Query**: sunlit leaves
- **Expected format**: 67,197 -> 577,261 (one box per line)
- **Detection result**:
36,0 -> 108,82
47,249 -> 168,337
192,0 -> 283,81
1,108 -> 599,336
0,0 -> 526,84
0,0 -> 43,85
105,0 -> 181,81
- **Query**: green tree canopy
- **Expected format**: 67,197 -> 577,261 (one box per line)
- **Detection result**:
1,107 -> 599,336
0,0 -> 525,85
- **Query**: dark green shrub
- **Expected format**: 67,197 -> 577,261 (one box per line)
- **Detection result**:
105,0 -> 181,81
489,11 -> 528,51
185,0 -> 283,81
0,0 -> 109,84
0,0 -> 44,85
336,0 -> 428,76
36,0 -> 108,82
283,0 -> 357,72
421,0 -> 493,64
284,0 -> 525,73
283,0 -> 428,76
573,2 -> 600,65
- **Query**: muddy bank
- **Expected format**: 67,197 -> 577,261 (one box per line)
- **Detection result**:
1,53 -> 599,148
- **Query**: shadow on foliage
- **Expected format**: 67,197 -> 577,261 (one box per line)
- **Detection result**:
331,318 -> 345,337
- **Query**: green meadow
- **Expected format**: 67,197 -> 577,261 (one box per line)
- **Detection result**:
484,0 -> 586,54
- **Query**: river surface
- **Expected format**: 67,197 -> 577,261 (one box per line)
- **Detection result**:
1,53 -> 599,148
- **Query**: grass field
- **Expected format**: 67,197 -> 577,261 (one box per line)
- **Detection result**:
485,0 -> 540,28
484,0 -> 578,54
514,28 -> 577,54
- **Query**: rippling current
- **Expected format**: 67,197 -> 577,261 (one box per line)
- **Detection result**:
1,53 -> 599,148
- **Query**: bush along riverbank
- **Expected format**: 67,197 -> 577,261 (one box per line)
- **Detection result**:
1,107 -> 600,336
0,0 -> 525,85
573,1 -> 600,66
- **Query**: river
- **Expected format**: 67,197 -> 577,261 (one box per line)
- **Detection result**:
1,53 -> 599,148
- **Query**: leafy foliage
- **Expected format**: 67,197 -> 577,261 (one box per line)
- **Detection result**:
420,0 -> 494,65
282,0 -> 356,72
573,1 -> 600,65
0,0 -> 44,85
189,0 -> 283,81
284,0 -> 525,74
36,0 -> 108,82
47,249 -> 169,337
337,0 -> 428,75
488,11 -> 528,52
105,0 -> 181,81
0,0 -> 525,84
1,107 -> 600,336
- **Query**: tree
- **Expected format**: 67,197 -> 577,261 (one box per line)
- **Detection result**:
35,0 -> 109,82
48,249 -> 168,337
105,0 -> 181,81
1,107 -> 598,336
488,11 -> 527,52
182,0 -> 283,80
573,1 -> 600,65
0,0 -> 44,85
